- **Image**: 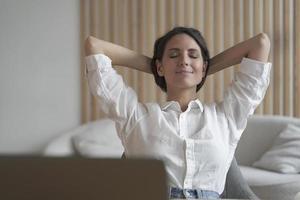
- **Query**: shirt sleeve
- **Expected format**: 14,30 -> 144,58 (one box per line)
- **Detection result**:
85,54 -> 147,138
218,57 -> 272,143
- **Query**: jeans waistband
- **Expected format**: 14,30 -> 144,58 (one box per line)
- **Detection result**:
169,187 -> 220,199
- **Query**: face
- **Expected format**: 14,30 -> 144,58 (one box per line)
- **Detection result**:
156,34 -> 207,93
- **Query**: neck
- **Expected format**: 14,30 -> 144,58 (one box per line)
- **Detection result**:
167,88 -> 197,112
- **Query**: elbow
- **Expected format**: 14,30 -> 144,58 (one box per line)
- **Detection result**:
257,33 -> 271,52
248,33 -> 271,62
85,36 -> 103,56
85,36 -> 95,56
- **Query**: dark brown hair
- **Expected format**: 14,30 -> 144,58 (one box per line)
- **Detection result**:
151,27 -> 210,92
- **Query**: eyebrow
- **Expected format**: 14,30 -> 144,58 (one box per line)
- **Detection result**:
167,48 -> 200,52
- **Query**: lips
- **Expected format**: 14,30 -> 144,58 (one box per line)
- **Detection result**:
176,70 -> 193,74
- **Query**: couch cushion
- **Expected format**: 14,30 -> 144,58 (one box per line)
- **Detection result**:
240,165 -> 300,186
236,115 -> 300,166
71,119 -> 124,158
252,123 -> 300,173
251,181 -> 300,200
43,124 -> 92,156
44,119 -> 124,158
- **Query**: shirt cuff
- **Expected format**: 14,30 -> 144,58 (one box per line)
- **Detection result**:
240,57 -> 272,80
85,54 -> 112,72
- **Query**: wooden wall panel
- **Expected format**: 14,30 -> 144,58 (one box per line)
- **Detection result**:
283,0 -> 294,116
203,0 -> 214,104
223,0 -> 234,91
263,0 -> 274,115
213,0 -> 224,102
296,0 -> 300,117
80,0 -> 300,122
80,0 -> 91,123
273,0 -> 284,115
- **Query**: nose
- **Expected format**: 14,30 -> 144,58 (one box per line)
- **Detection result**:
179,53 -> 189,67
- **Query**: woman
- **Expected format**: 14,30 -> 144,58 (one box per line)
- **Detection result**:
85,27 -> 271,199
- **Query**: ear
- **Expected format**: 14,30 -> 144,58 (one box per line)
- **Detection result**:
156,59 -> 164,77
202,61 -> 208,78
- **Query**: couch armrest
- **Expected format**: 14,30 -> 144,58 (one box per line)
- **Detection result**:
236,115 -> 300,165
43,132 -> 76,157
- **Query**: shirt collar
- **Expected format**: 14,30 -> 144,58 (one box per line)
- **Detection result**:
161,99 -> 204,112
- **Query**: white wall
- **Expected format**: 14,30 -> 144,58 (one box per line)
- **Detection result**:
0,0 -> 81,154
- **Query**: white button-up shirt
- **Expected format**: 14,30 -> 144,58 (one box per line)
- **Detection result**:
85,54 -> 271,194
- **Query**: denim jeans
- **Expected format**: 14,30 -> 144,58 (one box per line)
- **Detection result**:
169,187 -> 220,199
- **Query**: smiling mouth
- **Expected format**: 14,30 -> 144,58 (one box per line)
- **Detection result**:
176,70 -> 193,74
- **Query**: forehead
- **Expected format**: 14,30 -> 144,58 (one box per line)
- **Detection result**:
165,33 -> 200,50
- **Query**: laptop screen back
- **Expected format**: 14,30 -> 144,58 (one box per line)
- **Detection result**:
0,156 -> 168,200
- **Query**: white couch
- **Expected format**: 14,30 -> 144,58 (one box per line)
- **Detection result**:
44,115 -> 300,200
235,115 -> 300,200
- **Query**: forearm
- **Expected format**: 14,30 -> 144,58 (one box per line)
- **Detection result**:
85,36 -> 152,73
208,33 -> 270,75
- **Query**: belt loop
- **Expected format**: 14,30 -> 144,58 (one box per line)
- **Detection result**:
168,186 -> 172,198
196,188 -> 199,198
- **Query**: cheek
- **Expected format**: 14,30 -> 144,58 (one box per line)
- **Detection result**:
194,62 -> 205,73
160,60 -> 175,74
162,58 -> 176,66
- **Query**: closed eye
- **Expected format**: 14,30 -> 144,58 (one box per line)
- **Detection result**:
189,54 -> 199,59
188,50 -> 200,59
169,51 -> 179,58
167,49 -> 201,59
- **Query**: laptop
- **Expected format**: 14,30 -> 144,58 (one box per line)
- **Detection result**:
0,156 -> 168,200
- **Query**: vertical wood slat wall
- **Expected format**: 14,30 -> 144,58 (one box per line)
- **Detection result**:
80,0 -> 300,123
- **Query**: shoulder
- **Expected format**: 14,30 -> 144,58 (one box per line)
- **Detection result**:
144,102 -> 163,112
203,102 -> 226,120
